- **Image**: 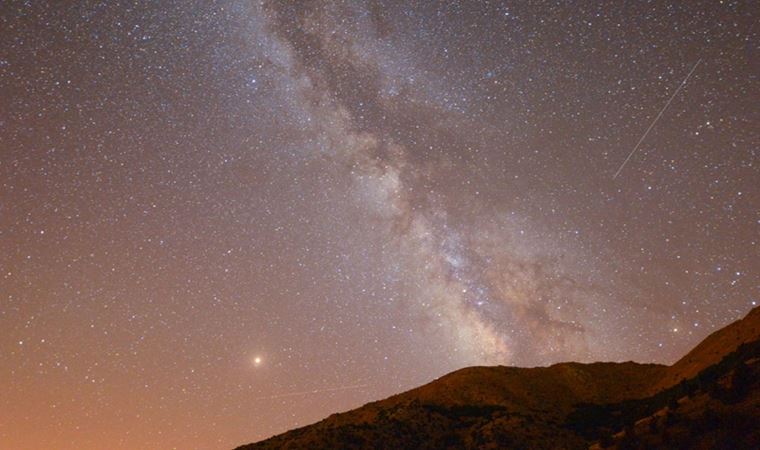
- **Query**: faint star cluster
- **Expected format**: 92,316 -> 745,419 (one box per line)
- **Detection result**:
1,1 -> 758,449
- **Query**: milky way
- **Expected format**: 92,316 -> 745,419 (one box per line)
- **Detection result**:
1,1 -> 759,449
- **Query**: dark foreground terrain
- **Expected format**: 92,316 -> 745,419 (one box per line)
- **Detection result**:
236,307 -> 760,449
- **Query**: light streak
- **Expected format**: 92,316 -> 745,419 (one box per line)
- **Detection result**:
613,58 -> 702,179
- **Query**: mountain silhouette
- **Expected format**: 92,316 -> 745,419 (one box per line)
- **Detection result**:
236,306 -> 760,449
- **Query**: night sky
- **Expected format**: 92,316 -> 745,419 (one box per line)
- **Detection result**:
1,1 -> 759,449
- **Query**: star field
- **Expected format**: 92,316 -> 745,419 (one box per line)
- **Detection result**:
1,1 -> 759,449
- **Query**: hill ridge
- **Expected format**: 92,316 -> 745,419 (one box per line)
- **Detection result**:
236,306 -> 760,449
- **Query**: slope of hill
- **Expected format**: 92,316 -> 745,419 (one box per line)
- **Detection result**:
649,306 -> 760,393
235,307 -> 760,449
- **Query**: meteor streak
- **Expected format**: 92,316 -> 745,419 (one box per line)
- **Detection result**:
613,58 -> 702,179
254,384 -> 369,401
